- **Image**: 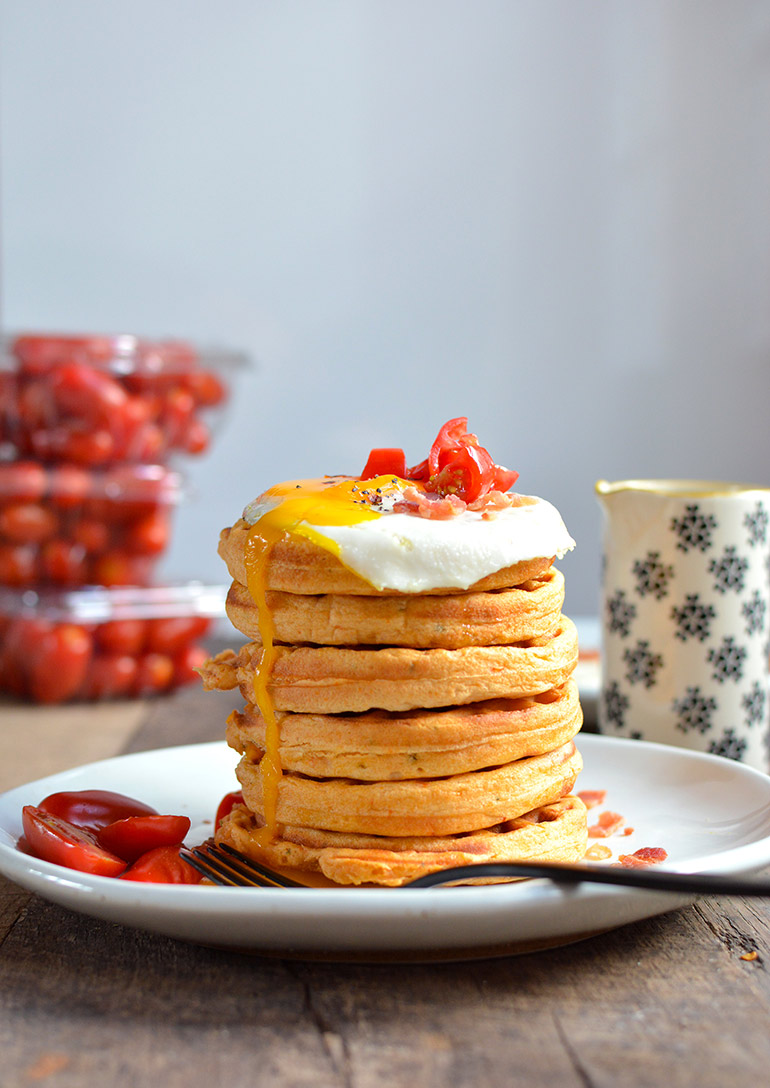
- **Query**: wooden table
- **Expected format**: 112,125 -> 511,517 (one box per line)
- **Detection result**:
2,658 -> 769,1088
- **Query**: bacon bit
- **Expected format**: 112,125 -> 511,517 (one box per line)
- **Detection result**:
740,950 -> 759,962
588,811 -> 625,838
623,827 -> 634,836
577,789 -> 607,810
617,846 -> 668,868
392,487 -> 467,520
467,490 -> 516,512
584,843 -> 613,861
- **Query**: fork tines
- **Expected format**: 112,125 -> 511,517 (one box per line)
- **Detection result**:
181,840 -> 304,888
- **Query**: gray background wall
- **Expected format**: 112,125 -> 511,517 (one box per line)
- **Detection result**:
1,1 -> 768,617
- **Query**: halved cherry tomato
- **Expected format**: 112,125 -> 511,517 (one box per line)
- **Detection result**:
360,448 -> 407,480
97,814 -> 191,863
21,805 -> 127,876
421,418 -> 519,502
39,789 -> 158,830
215,790 -> 244,830
120,844 -> 203,884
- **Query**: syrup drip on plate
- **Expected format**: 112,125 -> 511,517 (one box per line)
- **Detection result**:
242,475 -> 402,843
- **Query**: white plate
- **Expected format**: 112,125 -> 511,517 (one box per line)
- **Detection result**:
1,735 -> 770,961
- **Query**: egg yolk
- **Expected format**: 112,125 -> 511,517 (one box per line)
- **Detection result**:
243,475 -> 407,844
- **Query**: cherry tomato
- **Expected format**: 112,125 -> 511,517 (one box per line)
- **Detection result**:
95,619 -> 147,655
0,502 -> 58,544
12,334 -> 117,371
120,844 -> 203,884
97,814 -> 191,862
186,369 -> 226,407
360,448 -> 407,480
21,805 -> 127,876
59,427 -> 116,465
39,539 -> 88,585
173,643 -> 209,687
0,461 -> 47,503
72,518 -> 110,553
123,510 -> 170,555
90,551 -> 154,586
215,790 -> 244,830
182,418 -> 210,455
39,789 -> 158,830
48,464 -> 92,509
50,362 -> 127,423
82,653 -> 139,699
133,652 -> 174,695
27,624 -> 93,704
146,616 -> 210,656
0,542 -> 38,585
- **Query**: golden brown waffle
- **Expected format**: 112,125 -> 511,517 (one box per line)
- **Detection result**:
235,740 -> 582,837
225,567 -> 565,648
226,679 -> 582,780
216,794 -> 588,886
199,616 -> 578,713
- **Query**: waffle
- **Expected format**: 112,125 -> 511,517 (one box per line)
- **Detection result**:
225,567 -> 565,648
217,794 -> 589,886
225,679 -> 582,780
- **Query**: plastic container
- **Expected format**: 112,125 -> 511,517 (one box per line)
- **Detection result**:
0,333 -> 248,465
0,582 -> 226,704
0,461 -> 184,586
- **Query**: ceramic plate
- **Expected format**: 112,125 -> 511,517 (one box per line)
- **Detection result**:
1,735 -> 770,962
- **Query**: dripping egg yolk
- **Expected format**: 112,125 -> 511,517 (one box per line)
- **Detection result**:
241,474 -> 408,846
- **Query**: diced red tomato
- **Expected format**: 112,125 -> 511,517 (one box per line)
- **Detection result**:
120,844 -> 203,884
39,789 -> 158,830
360,448 -> 407,480
21,805 -> 127,876
97,814 -> 191,863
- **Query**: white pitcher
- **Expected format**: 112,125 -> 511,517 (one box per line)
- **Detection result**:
596,479 -> 770,772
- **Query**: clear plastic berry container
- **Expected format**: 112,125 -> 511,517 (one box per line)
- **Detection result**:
0,333 -> 248,466
0,460 -> 184,587
0,582 -> 226,704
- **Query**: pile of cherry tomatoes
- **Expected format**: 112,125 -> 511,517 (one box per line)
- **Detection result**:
0,460 -> 181,586
0,334 -> 229,465
0,612 -> 212,704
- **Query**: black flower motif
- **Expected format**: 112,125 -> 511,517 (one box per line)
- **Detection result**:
708,728 -> 747,762
632,552 -> 674,600
671,504 -> 717,552
623,640 -> 664,688
742,589 -> 767,636
670,594 -> 717,642
603,680 -> 630,730
709,546 -> 749,594
707,636 -> 747,684
742,681 -> 767,728
606,589 -> 636,638
672,686 -> 717,735
744,502 -> 769,548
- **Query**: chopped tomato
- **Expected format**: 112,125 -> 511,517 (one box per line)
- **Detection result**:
39,789 -> 158,830
21,805 -> 127,877
360,447 -> 407,480
97,814 -> 191,863
120,844 -> 203,884
215,790 -> 244,830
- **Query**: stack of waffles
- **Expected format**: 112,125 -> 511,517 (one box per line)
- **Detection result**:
201,505 -> 587,886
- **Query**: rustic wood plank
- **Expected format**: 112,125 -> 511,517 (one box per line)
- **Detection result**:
1,889 -> 768,1088
0,698 -> 149,792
